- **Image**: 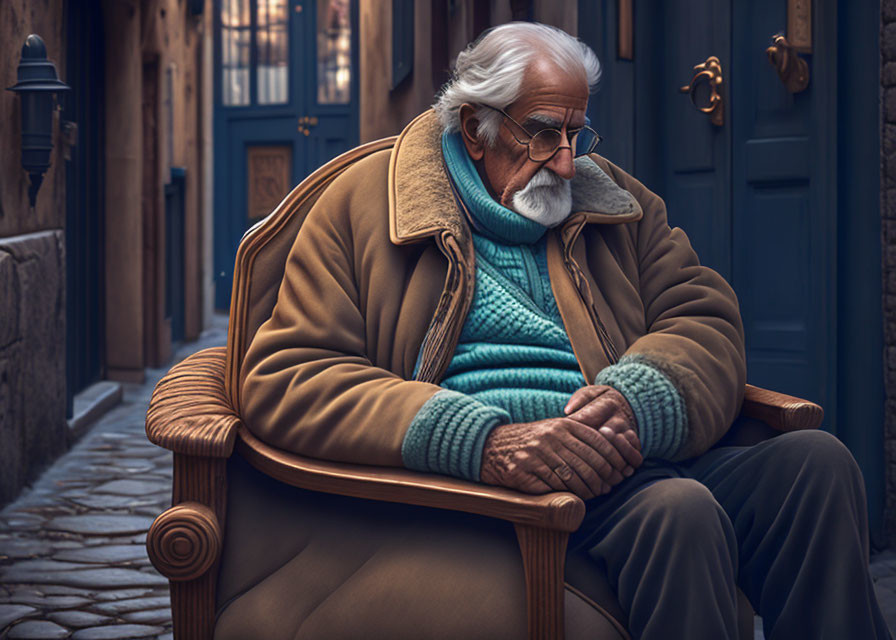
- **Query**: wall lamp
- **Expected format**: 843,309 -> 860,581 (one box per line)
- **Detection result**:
7,34 -> 70,208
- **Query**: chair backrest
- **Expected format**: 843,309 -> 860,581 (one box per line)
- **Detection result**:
224,137 -> 397,414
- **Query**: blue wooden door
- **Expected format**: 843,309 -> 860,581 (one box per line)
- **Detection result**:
583,0 -> 889,535
650,0 -> 733,283
214,0 -> 359,309
603,0 -> 835,411
729,0 -> 837,413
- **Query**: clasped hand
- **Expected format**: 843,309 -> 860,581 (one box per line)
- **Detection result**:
480,386 -> 643,500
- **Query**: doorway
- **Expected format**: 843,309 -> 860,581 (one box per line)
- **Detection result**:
213,0 -> 360,309
64,0 -> 106,416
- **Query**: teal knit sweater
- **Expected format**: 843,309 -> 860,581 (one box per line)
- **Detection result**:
401,133 -> 687,481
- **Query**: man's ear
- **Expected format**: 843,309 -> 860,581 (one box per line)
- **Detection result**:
458,103 -> 485,161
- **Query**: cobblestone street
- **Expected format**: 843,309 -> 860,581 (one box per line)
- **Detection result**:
0,316 -> 227,639
1,313 -> 896,639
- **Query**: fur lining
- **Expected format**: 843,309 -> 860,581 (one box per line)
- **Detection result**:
571,156 -> 641,217
389,111 -> 466,244
389,110 -> 642,244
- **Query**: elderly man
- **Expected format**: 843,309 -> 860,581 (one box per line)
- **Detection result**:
242,22 -> 889,639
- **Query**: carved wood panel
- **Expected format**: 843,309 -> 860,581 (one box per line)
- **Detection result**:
246,145 -> 292,221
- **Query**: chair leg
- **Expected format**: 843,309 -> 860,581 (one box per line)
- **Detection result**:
170,573 -> 218,638
147,454 -> 228,640
515,523 -> 569,640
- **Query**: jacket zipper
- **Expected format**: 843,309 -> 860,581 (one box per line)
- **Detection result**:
560,218 -> 620,365
414,231 -> 470,384
414,163 -> 483,384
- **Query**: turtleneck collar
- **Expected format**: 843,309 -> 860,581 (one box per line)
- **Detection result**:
441,131 -> 547,245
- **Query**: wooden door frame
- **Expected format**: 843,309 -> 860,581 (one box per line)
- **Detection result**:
835,0 -> 885,543
143,55 -> 172,368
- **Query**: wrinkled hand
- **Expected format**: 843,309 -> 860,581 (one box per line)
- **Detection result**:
564,385 -> 643,473
479,416 -> 633,500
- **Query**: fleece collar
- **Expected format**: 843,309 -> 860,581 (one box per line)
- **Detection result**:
388,109 -> 643,246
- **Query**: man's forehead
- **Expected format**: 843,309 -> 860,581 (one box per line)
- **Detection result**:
509,59 -> 589,118
513,95 -> 588,125
520,100 -> 587,115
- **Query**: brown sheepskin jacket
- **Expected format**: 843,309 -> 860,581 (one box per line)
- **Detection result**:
240,110 -> 747,469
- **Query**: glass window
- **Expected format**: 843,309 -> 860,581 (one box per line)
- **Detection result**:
221,0 -> 251,106
257,0 -> 289,104
317,0 -> 351,104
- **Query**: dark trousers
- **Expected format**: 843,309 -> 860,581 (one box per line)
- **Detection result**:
567,430 -> 891,640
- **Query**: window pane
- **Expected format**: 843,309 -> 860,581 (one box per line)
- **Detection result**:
317,0 -> 351,104
221,0 -> 250,106
257,0 -> 289,105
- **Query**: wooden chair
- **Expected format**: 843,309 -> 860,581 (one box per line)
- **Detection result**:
145,138 -> 824,639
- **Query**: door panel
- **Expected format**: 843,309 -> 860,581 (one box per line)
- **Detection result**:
580,0 -> 635,173
656,0 -> 732,281
730,0 -> 834,414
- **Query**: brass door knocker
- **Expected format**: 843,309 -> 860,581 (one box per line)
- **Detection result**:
766,34 -> 809,93
679,56 -> 725,127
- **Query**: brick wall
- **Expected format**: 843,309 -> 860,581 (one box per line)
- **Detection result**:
883,0 -> 896,543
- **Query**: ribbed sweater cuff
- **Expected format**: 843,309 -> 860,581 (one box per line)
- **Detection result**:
401,389 -> 511,481
595,358 -> 687,460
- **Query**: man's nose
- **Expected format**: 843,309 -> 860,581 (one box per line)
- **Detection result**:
545,144 -> 576,181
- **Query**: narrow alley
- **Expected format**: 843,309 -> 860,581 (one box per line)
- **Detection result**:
0,317 -> 226,639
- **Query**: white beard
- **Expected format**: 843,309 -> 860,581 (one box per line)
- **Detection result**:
510,168 -> 573,227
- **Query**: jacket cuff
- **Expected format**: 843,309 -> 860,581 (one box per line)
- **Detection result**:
401,389 -> 511,481
595,357 -> 687,460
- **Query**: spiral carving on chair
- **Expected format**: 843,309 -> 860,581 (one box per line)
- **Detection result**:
147,502 -> 221,581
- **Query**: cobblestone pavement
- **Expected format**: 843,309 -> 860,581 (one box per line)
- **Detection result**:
0,315 -> 227,639
1,312 -> 896,639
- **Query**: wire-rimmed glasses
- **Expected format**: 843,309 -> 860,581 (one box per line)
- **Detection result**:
479,104 -> 602,162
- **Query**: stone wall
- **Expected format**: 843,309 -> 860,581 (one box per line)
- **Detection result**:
0,232 -> 66,505
0,0 -> 209,507
884,0 -> 896,543
1,1 -> 68,506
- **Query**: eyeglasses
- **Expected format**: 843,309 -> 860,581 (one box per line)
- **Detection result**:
479,104 -> 602,162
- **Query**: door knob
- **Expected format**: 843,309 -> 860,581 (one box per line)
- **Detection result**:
679,56 -> 724,127
766,35 -> 809,93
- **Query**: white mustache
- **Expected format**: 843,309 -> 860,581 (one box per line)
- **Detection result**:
510,168 -> 573,227
525,168 -> 566,189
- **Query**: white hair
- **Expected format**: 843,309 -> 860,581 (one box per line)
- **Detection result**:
433,22 -> 601,145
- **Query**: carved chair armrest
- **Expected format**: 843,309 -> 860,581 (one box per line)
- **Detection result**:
236,425 -> 585,532
740,383 -> 824,431
146,346 -> 238,458
146,345 -> 585,531
146,346 -> 238,639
